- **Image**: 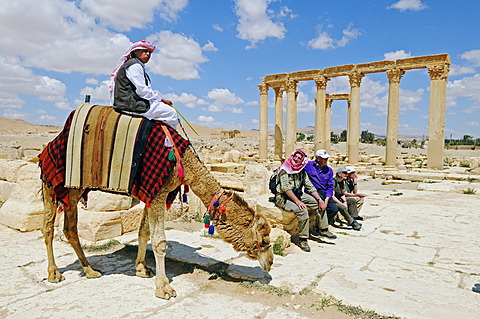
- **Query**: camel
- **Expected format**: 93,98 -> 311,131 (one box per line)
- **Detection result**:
41,144 -> 274,299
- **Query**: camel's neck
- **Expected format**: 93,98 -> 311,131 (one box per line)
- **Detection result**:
181,147 -> 222,208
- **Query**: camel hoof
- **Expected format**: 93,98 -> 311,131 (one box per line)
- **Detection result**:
155,286 -> 177,300
47,270 -> 65,283
136,265 -> 154,278
84,267 -> 102,279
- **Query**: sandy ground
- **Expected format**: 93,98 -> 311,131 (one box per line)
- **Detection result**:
1,118 -> 479,318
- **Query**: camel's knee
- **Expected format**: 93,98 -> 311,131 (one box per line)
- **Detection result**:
151,238 -> 168,253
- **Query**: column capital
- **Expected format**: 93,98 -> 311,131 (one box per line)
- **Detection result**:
326,99 -> 333,108
257,83 -> 269,95
273,85 -> 285,95
386,68 -> 406,84
428,64 -> 450,80
286,79 -> 297,92
348,70 -> 364,88
314,75 -> 329,90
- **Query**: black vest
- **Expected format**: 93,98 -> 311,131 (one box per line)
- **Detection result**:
113,58 -> 150,113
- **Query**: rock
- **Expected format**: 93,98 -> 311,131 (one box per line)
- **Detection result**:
0,159 -> 28,182
243,164 -> 270,198
0,180 -> 14,202
211,172 -> 244,191
77,207 -> 122,242
0,163 -> 44,231
255,194 -> 297,234
120,203 -> 145,233
85,191 -> 133,211
223,150 -> 241,163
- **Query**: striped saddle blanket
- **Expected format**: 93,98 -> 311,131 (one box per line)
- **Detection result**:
64,103 -> 151,192
38,103 -> 190,208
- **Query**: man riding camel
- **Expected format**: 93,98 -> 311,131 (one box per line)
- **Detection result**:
110,40 -> 178,128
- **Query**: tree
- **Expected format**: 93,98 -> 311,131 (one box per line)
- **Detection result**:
339,130 -> 347,142
296,133 -> 305,141
360,130 -> 374,144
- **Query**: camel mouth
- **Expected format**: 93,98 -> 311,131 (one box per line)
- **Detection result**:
258,246 -> 274,272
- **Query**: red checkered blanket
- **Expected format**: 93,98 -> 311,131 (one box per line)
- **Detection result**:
39,107 -> 190,208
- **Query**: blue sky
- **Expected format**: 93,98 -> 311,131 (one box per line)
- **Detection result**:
1,0 -> 480,138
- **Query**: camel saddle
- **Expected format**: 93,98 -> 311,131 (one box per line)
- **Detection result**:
39,103 -> 190,208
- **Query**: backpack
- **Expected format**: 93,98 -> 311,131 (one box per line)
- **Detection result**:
269,169 -> 279,195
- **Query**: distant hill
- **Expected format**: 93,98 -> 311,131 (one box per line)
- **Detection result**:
0,117 -> 61,134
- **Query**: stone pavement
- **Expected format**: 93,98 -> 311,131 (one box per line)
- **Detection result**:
0,187 -> 479,318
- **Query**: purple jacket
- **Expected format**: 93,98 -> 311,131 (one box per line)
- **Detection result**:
304,160 -> 334,198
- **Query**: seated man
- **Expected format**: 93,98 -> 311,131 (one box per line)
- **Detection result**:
332,167 -> 362,231
275,150 -> 337,252
304,149 -> 339,226
111,40 -> 178,128
344,166 -> 366,220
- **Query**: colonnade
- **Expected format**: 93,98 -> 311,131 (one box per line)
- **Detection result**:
258,54 -> 450,169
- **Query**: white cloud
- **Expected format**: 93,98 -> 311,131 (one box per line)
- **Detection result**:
202,41 -> 219,52
204,88 -> 244,113
449,65 -> 476,76
0,92 -> 25,109
0,0 -> 131,75
0,55 -> 69,109
387,0 -> 428,12
80,0 -> 188,31
147,31 -> 209,80
164,92 -> 207,109
86,78 -> 99,85
448,74 -> 480,112
197,115 -> 215,124
212,24 -> 223,32
79,80 -> 111,105
384,50 -> 412,60
207,88 -> 244,105
308,24 -> 361,50
467,121 -> 480,127
460,49 -> 480,67
234,0 -> 287,49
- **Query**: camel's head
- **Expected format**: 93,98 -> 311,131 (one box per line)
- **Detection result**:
245,215 -> 274,272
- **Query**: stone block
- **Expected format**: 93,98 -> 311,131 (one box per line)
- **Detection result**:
120,203 -> 144,233
85,191 -> 133,211
0,159 -> 28,182
243,164 -> 270,198
255,194 -> 297,234
223,150 -> 241,163
0,163 -> 44,231
0,180 -> 14,202
211,172 -> 244,191
77,208 -> 122,242
209,163 -> 245,174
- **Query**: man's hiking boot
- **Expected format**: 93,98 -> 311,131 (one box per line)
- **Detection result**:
299,239 -> 311,252
319,229 -> 337,239
350,220 -> 362,231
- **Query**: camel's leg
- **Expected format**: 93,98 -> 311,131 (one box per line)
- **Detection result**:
135,209 -> 153,277
63,190 -> 101,279
42,185 -> 64,283
148,194 -> 176,299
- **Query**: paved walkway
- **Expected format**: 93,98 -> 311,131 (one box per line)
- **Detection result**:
0,187 -> 479,318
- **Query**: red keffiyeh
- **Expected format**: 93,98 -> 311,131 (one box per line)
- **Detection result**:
278,149 -> 308,174
109,40 -> 157,96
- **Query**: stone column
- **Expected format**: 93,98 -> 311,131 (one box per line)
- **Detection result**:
314,76 -> 329,152
325,98 -> 333,154
427,65 -> 449,169
347,71 -> 364,164
273,86 -> 284,161
258,83 -> 269,161
285,80 -> 298,157
385,68 -> 405,167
